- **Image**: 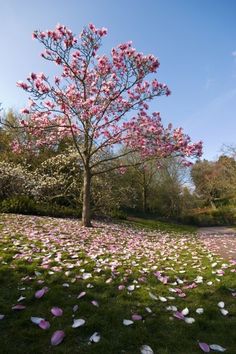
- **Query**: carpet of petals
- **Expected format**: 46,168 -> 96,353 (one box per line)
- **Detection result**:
0,214 -> 235,353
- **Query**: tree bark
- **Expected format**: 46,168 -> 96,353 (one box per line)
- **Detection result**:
81,169 -> 92,227
142,171 -> 147,214
142,185 -> 147,214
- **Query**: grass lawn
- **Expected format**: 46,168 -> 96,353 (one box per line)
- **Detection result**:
0,213 -> 235,354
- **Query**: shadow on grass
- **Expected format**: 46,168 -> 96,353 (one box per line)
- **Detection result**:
0,263 -> 236,354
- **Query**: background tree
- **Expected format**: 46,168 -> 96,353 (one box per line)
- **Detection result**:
148,158 -> 191,217
191,156 -> 236,207
33,149 -> 83,207
121,153 -> 159,214
12,23 -> 202,226
221,144 -> 236,160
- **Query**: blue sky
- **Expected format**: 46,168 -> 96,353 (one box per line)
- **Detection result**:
0,0 -> 235,160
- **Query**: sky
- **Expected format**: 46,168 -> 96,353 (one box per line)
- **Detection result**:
0,0 -> 235,160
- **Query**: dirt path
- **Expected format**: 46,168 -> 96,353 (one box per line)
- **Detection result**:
198,226 -> 236,260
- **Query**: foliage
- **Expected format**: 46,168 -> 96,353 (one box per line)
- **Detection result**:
191,156 -> 236,207
109,209 -> 127,220
35,203 -> 81,218
0,196 -> 81,219
34,150 -> 83,207
91,169 -> 135,215
0,196 -> 37,215
181,206 -> 236,226
0,161 -> 35,200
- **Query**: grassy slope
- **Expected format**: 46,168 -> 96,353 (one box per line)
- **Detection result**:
0,214 -> 235,354
125,216 -> 197,233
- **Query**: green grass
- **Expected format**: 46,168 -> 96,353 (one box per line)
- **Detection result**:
0,213 -> 235,354
125,216 -> 197,234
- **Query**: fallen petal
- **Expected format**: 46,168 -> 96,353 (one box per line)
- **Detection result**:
77,291 -> 86,299
209,344 -> 226,352
145,307 -> 152,313
62,283 -> 70,287
118,285 -> 125,290
220,309 -> 229,316
51,307 -> 63,317
39,320 -> 50,330
181,307 -> 189,316
184,317 -> 195,324
199,342 -> 210,352
174,311 -> 185,320
128,285 -> 135,291
73,305 -> 79,312
51,330 -> 65,346
91,300 -> 99,307
12,304 -> 26,310
218,301 -> 225,309
72,318 -> 85,328
132,314 -> 142,321
159,296 -> 167,302
17,296 -> 26,302
196,308 -> 204,314
166,306 -> 177,312
149,292 -> 158,300
35,288 -> 45,299
123,319 -> 134,326
0,314 -> 5,320
82,273 -> 92,280
89,332 -> 101,343
140,344 -> 154,354
31,316 -> 44,324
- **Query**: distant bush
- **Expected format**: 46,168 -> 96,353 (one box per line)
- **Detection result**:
0,196 -> 37,215
109,209 -> 127,220
0,196 -> 81,219
0,161 -> 35,199
180,206 -> 236,226
36,203 -> 81,219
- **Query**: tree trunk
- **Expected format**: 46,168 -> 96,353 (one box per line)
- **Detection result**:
142,171 -> 147,214
142,185 -> 147,214
81,169 -> 92,227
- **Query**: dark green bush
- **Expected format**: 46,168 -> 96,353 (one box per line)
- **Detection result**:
36,203 -> 81,219
0,196 -> 81,219
0,196 -> 38,215
109,209 -> 127,220
180,206 -> 236,226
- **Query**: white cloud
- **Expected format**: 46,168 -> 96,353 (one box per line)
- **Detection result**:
232,50 -> 236,57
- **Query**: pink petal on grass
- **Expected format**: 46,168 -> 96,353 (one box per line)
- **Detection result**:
39,320 -> 50,330
51,307 -> 63,317
12,304 -> 26,310
174,311 -> 185,320
51,330 -> 65,346
199,342 -> 210,352
118,285 -> 125,290
91,300 -> 99,307
35,288 -> 45,299
77,291 -> 86,299
0,314 -> 5,320
132,314 -> 142,321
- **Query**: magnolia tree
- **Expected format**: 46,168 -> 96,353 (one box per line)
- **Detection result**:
15,23 -> 202,226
